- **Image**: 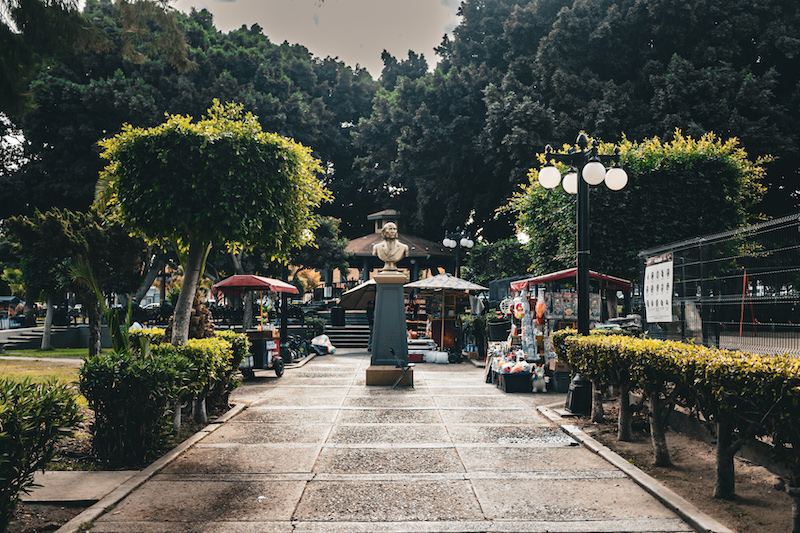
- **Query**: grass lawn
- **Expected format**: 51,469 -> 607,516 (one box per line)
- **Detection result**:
0,359 -> 81,385
2,347 -> 99,359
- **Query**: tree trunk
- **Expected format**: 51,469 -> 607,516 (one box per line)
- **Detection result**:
87,298 -> 102,357
617,383 -> 633,441
173,399 -> 182,436
788,486 -> 800,533
40,293 -> 54,350
243,291 -> 254,331
591,381 -> 605,423
714,416 -> 737,500
24,287 -> 38,327
193,395 -> 208,425
648,394 -> 672,467
134,258 -> 166,303
171,241 -> 205,346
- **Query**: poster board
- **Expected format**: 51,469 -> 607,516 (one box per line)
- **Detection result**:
645,252 -> 673,323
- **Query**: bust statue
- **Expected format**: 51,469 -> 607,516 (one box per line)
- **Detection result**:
373,222 -> 409,271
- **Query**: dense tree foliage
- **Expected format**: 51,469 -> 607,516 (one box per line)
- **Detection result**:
1,0 -> 376,230
98,101 -> 329,345
509,132 -> 767,280
3,0 -> 799,286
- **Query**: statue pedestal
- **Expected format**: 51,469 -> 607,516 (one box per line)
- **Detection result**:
369,270 -> 408,367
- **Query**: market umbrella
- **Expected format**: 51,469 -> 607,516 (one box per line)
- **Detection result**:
405,273 -> 488,348
338,279 -> 376,310
213,275 -> 299,296
213,275 -> 299,333
404,272 -> 488,292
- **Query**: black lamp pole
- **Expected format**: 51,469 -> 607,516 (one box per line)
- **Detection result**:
443,228 -> 474,278
539,133 -> 626,335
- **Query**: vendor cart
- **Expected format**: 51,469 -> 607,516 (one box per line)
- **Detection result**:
212,274 -> 300,378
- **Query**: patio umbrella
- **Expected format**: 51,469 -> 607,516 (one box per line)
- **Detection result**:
213,275 -> 299,296
405,273 -> 488,348
338,279 -> 376,310
213,275 -> 299,332
404,272 -> 488,292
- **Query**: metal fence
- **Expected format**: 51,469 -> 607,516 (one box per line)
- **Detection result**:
637,214 -> 800,356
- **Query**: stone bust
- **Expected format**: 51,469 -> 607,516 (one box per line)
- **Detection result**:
373,222 -> 409,271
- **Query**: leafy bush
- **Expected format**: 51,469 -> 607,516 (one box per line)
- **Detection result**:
306,316 -> 326,338
79,351 -> 190,465
0,379 -> 82,531
208,330 -> 248,410
129,328 -> 167,351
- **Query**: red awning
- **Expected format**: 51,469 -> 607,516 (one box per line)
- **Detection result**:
510,268 -> 631,292
213,275 -> 299,296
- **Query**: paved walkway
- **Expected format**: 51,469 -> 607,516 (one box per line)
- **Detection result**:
64,350 -> 701,532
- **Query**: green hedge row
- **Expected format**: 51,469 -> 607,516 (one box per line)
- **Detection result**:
79,330 -> 250,465
553,329 -> 800,520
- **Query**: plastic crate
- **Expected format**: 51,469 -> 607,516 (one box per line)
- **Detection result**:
498,373 -> 533,393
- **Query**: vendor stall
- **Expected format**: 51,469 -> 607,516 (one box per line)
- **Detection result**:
405,273 -> 488,356
507,268 -> 632,388
212,275 -> 300,378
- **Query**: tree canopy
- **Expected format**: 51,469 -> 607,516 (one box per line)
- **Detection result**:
508,132 -> 767,280
98,100 -> 329,344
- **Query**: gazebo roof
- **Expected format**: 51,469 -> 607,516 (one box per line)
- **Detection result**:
346,233 -> 455,259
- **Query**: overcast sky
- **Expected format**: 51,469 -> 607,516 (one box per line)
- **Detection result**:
170,0 -> 463,77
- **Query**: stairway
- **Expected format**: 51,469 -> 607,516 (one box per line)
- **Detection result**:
324,325 -> 370,348
0,326 -> 73,351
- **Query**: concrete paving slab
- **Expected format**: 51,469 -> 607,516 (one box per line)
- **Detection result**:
234,407 -> 339,424
247,395 -> 345,408
472,477 -> 681,521
90,521 -> 295,532
295,480 -> 484,521
439,409 -> 547,425
448,424 -> 575,445
336,408 -> 443,424
423,387 -> 504,396
93,479 -> 303,523
327,424 -> 451,445
161,443 -> 322,474
201,422 -> 332,444
22,471 -> 137,503
456,445 -> 618,472
343,396 -> 437,408
288,518 -> 692,532
433,396 -> 532,409
313,447 -> 465,474
281,377 -> 355,385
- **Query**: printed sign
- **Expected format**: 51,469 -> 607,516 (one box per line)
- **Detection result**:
645,253 -> 673,323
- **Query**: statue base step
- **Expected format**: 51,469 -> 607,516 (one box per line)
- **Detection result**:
365,365 -> 413,387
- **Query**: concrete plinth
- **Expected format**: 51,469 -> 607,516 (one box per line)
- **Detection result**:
371,270 -> 409,366
365,365 -> 413,387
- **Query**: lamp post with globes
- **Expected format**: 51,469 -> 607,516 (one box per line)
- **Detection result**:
538,133 -> 628,335
442,228 -> 474,278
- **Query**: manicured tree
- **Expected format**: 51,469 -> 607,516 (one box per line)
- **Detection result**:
97,100 -> 329,347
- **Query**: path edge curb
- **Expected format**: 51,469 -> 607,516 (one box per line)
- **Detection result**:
537,403 -> 735,533
54,402 -> 247,533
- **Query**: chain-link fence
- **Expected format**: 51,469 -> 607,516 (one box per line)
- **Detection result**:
637,214 -> 800,356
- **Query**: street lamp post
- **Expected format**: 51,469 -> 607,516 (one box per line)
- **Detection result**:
442,228 -> 474,278
538,133 -> 628,335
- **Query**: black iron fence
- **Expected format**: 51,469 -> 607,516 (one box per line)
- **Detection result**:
637,214 -> 800,356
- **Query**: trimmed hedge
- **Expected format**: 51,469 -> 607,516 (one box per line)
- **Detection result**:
0,379 -> 82,531
553,330 -> 800,521
79,351 -> 191,464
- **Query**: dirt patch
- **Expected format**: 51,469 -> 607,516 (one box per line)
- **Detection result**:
575,402 -> 793,533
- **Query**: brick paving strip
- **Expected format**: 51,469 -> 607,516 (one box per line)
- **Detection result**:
48,349 -> 731,533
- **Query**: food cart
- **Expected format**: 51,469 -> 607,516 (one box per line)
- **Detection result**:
212,275 -> 300,378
